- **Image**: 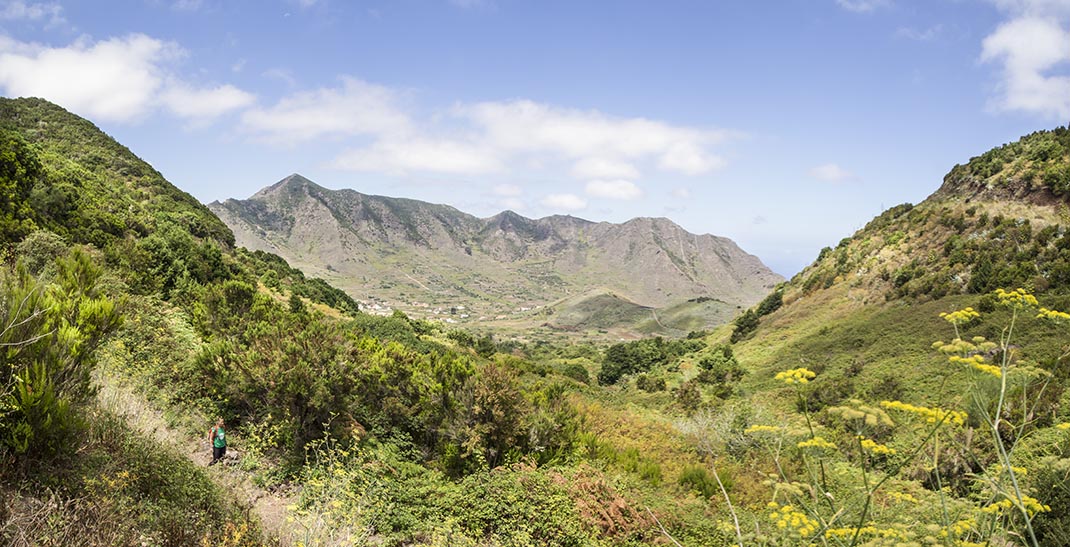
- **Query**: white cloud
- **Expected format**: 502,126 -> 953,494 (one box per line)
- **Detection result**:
316,94 -> 733,182
585,179 -> 642,200
0,1 -> 64,26
671,187 -> 692,199
809,163 -> 854,182
244,79 -> 733,188
333,138 -> 501,175
459,100 -> 729,176
570,157 -> 640,179
241,77 -> 411,145
0,34 -> 176,122
835,0 -> 891,13
658,141 -> 726,174
0,33 -> 255,124
979,0 -> 1070,120
542,193 -> 587,211
981,16 -> 1070,120
450,0 -> 492,8
987,0 -> 1070,18
161,83 -> 256,120
492,183 -> 522,196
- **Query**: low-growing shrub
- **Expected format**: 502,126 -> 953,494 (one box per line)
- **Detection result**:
635,373 -> 666,393
678,464 -> 719,498
560,361 -> 590,384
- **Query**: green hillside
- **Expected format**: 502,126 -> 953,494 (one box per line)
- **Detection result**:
1,97 -> 232,248
0,99 -> 729,546
7,96 -> 1070,546
547,289 -> 656,332
682,127 -> 1070,545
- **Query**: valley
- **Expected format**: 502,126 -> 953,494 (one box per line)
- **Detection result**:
209,175 -> 780,337
4,96 -> 1070,547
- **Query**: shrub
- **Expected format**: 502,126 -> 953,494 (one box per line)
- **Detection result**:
730,309 -> 759,343
755,286 -> 784,317
447,329 -> 475,347
675,380 -> 703,415
635,373 -> 666,393
598,338 -> 668,385
596,336 -> 703,386
15,230 -> 66,276
560,361 -> 590,384
678,464 -> 719,498
0,248 -> 122,468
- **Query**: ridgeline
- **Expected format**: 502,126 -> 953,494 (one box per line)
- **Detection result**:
5,96 -> 1070,546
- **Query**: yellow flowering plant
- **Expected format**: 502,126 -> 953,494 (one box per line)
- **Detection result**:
932,288 -> 1064,546
729,289 -> 1069,547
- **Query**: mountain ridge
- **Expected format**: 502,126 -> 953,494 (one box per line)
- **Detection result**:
210,174 -> 782,332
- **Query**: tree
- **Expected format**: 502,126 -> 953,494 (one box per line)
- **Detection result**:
0,129 -> 42,242
598,337 -> 669,385
756,286 -> 784,317
730,309 -> 759,343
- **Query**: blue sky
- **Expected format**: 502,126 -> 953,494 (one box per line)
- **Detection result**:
1,0 -> 1069,276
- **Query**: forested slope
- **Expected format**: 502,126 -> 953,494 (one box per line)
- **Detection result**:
0,99 -> 731,546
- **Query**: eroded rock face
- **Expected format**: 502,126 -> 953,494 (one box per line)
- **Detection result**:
210,174 -> 782,321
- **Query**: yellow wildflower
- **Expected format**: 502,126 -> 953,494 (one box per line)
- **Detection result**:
827,399 -> 895,427
940,307 -> 980,325
934,337 -> 998,355
768,504 -> 818,538
1037,307 -> 1070,321
1056,423 -> 1070,430
950,518 -> 975,536
858,436 -> 896,455
825,526 -> 908,541
880,400 -> 967,426
949,354 -> 1002,378
797,436 -> 837,451
745,424 -> 785,435
994,287 -> 1038,308
982,495 -> 1051,516
887,491 -> 920,504
775,367 -> 816,385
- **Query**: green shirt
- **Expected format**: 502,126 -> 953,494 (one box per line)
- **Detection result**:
212,426 -> 226,448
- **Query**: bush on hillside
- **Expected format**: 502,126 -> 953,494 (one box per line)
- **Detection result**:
0,248 -> 122,469
597,337 -> 703,385
730,309 -> 759,343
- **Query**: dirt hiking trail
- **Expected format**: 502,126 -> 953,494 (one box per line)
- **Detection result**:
95,370 -> 299,546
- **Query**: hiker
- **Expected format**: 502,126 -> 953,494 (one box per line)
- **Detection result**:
208,417 -> 227,465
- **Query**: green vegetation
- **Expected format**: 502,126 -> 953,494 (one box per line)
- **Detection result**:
1,98 -> 729,545
946,127 -> 1070,194
710,289 -> 1070,546
9,97 -> 1070,547
0,243 -> 262,546
597,337 -> 705,385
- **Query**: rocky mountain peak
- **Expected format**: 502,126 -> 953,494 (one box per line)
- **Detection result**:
252,173 -> 321,200
209,175 -> 783,332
